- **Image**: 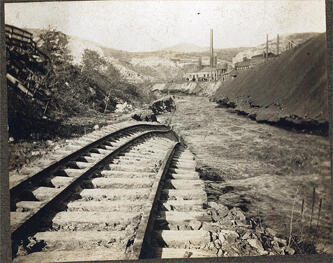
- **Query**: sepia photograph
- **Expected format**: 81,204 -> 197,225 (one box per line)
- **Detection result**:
3,0 -> 332,262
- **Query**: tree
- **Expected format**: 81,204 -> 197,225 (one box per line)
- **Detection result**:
33,27 -> 89,117
81,49 -> 123,113
35,27 -> 75,93
105,62 -> 121,85
102,63 -> 122,112
81,49 -> 107,74
37,27 -> 73,70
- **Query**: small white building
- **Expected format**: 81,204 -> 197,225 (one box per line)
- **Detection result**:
184,64 -> 227,82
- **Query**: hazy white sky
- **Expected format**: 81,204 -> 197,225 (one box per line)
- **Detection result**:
5,0 -> 326,52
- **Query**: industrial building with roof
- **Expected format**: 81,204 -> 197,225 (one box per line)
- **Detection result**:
184,65 -> 228,81
234,52 -> 277,70
184,29 -> 228,82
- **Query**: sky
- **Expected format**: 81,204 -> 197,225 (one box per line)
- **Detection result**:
5,0 -> 327,52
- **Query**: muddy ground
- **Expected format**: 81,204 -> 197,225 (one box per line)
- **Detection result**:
158,95 -> 332,254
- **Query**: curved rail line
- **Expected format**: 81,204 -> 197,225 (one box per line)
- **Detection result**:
11,121 -> 212,262
11,122 -> 173,258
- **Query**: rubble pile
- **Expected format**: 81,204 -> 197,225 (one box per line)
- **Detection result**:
114,102 -> 133,113
131,109 -> 157,122
203,202 -> 295,257
131,96 -> 176,122
149,96 -> 176,115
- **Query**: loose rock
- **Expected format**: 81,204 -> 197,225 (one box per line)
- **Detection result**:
149,95 -> 176,115
265,227 -> 277,237
285,246 -> 295,255
247,239 -> 267,255
131,109 -> 157,122
189,220 -> 202,230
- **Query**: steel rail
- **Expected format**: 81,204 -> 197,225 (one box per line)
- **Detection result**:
10,123 -> 167,196
130,142 -> 180,259
11,128 -> 173,245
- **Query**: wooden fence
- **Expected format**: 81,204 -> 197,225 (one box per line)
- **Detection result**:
5,24 -> 33,45
5,24 -> 50,105
5,24 -> 49,61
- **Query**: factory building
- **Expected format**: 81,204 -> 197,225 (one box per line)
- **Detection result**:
184,64 -> 227,81
184,29 -> 227,82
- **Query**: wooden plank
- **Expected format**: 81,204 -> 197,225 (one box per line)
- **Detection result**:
6,73 -> 33,97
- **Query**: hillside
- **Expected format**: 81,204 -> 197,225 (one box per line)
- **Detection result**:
232,32 -> 319,64
213,33 -> 328,134
27,28 -> 156,83
24,28 -> 248,82
7,26 -> 159,140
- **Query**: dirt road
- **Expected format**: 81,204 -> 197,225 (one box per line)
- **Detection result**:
158,95 -> 332,253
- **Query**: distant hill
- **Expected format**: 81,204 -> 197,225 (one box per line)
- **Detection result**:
192,47 -> 250,63
214,33 -> 328,133
162,43 -> 208,53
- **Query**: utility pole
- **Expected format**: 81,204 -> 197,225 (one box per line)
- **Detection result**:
210,29 -> 214,67
266,34 -> 268,60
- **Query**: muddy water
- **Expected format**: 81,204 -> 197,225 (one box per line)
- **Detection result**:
158,96 -> 332,250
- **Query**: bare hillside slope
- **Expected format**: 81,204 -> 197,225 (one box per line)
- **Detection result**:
214,33 -> 328,133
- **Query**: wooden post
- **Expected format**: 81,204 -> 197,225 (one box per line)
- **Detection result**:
43,100 -> 50,115
316,198 -> 322,231
309,186 -> 316,229
266,34 -> 268,60
300,197 -> 305,240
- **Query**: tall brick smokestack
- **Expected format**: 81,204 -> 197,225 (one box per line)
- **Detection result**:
266,34 -> 268,60
210,29 -> 214,67
277,34 -> 279,55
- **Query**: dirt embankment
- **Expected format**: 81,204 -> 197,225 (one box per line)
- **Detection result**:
213,33 -> 328,135
152,81 -> 222,97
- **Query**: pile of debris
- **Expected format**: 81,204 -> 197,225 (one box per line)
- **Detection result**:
114,101 -> 133,113
203,202 -> 296,257
131,109 -> 157,122
149,95 -> 176,115
131,96 -> 175,122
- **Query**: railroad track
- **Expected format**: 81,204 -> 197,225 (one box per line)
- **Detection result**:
11,121 -> 215,262
140,145 -> 216,259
